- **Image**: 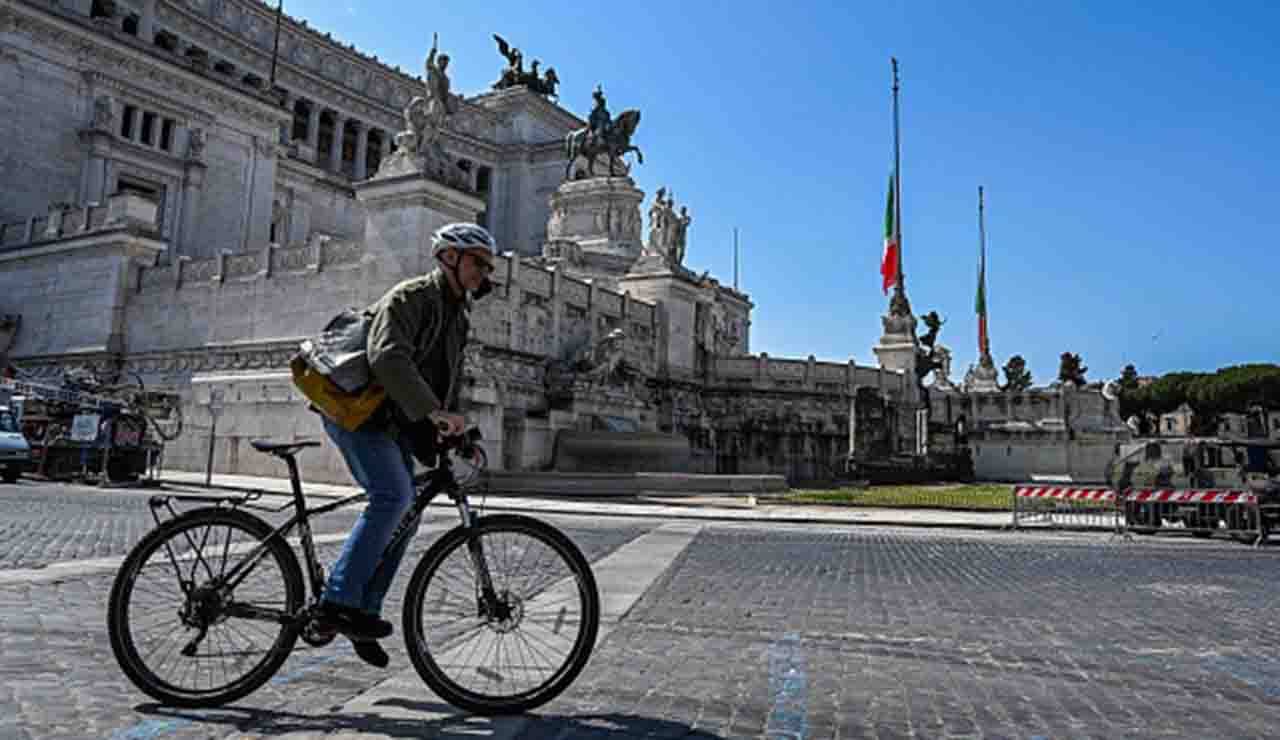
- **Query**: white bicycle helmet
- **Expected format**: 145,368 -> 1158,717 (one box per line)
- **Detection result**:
431,222 -> 496,258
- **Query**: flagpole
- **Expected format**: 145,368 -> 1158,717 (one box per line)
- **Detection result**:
733,227 -> 739,291
888,58 -> 911,317
892,58 -> 902,290
978,185 -> 987,360
269,0 -> 284,88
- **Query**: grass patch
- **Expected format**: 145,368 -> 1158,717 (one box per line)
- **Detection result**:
781,483 -> 1013,511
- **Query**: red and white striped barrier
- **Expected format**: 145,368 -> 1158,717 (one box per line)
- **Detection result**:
1014,486 -> 1117,502
1125,489 -> 1256,504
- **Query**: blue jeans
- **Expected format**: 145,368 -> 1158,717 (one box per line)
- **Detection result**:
321,417 -> 423,616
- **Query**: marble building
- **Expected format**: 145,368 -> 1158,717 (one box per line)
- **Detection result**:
0,0 -> 1125,484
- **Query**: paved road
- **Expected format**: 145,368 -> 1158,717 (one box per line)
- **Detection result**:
2,480 -> 1279,739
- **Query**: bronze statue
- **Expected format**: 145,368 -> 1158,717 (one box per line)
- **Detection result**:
587,85 -> 611,143
919,311 -> 945,350
564,87 -> 643,179
492,34 -> 559,97
914,310 -> 946,382
492,34 -> 523,88
540,67 -> 560,97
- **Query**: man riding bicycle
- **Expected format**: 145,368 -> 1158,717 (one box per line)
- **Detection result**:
315,222 -> 496,667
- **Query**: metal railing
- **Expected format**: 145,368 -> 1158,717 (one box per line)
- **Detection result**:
1123,488 -> 1266,546
1011,485 -> 1122,531
1010,484 -> 1271,545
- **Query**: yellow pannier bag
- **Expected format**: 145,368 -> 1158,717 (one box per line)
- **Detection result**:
290,354 -> 386,432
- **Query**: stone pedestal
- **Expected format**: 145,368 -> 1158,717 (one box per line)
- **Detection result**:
873,311 -> 919,378
541,176 -> 644,286
618,265 -> 701,378
965,356 -> 1001,393
354,172 -> 486,284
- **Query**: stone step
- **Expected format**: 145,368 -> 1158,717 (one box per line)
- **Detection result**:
483,471 -> 787,497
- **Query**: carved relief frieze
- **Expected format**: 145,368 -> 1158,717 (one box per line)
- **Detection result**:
1,4 -> 286,130
271,244 -> 311,273
319,239 -> 362,267
223,252 -> 260,279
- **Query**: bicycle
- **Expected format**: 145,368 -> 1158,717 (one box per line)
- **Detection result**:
106,429 -> 600,715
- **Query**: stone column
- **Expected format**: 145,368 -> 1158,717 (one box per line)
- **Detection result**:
179,162 -> 206,259
328,112 -> 346,173
280,91 -> 297,143
306,103 -> 321,158
354,122 -> 370,180
138,0 -> 157,41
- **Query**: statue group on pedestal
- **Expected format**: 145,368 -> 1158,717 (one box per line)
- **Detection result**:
546,328 -> 639,393
564,85 -> 644,179
646,187 -> 692,266
376,33 -> 468,189
492,35 -> 560,97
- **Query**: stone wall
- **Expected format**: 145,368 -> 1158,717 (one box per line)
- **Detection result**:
0,198 -> 167,361
0,18 -> 90,224
926,385 -> 1133,482
0,0 -> 290,264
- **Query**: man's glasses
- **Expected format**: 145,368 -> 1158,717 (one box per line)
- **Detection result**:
467,252 -> 495,274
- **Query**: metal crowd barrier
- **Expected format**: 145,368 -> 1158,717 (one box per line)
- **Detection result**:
1010,484 -> 1269,546
1123,488 -> 1266,546
1011,485 -> 1122,532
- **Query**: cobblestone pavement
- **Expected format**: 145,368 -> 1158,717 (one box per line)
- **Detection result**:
533,526 -> 1280,739
3,483 -> 1280,739
0,481 -> 657,740
0,481 -> 369,571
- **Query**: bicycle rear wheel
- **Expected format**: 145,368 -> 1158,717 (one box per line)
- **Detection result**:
402,514 -> 600,715
107,507 -> 304,707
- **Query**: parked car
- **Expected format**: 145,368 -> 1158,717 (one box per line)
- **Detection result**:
0,405 -> 32,482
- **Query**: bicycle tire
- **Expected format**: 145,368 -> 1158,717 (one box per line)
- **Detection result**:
402,514 -> 600,715
107,507 -> 304,707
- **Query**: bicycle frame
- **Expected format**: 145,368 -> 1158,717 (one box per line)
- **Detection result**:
147,450 -> 495,627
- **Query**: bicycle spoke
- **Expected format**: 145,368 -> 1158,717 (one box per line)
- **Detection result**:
112,511 -> 301,704
408,519 -> 596,710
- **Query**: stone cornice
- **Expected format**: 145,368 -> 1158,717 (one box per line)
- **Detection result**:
122,338 -> 301,375
472,87 -> 585,131
0,228 -> 167,265
189,0 -> 428,98
158,0 -> 415,129
1,1 -> 288,131
355,173 -> 485,216
83,69 -> 217,126
95,132 -> 192,178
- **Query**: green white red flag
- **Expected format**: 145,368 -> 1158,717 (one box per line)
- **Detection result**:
880,174 -> 899,294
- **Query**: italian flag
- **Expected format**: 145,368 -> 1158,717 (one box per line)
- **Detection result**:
975,241 -> 989,356
880,174 -> 899,294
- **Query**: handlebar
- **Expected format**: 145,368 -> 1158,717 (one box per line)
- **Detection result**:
438,426 -> 483,453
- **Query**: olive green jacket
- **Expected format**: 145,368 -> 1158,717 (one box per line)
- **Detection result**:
364,270 -> 469,424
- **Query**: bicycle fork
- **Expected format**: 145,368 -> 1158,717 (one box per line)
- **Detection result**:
456,496 -> 505,621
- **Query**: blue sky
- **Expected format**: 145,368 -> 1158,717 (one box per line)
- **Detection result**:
285,0 -> 1278,384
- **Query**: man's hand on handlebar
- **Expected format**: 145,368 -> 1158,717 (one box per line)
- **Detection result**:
429,412 -> 466,437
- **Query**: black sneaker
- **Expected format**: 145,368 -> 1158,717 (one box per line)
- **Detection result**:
316,601 -> 393,640
352,639 -> 390,668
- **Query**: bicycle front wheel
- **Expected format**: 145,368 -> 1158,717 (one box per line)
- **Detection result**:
402,514 -> 600,715
107,507 -> 304,707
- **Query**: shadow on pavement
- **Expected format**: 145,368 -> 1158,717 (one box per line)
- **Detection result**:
136,702 -> 724,738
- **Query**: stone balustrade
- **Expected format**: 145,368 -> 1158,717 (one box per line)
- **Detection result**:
0,195 -> 154,251
129,237 -> 662,377
709,353 -> 893,394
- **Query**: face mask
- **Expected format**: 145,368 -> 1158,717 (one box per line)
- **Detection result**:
471,276 -> 494,300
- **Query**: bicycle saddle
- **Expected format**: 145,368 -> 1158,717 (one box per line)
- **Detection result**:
250,439 -> 321,457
